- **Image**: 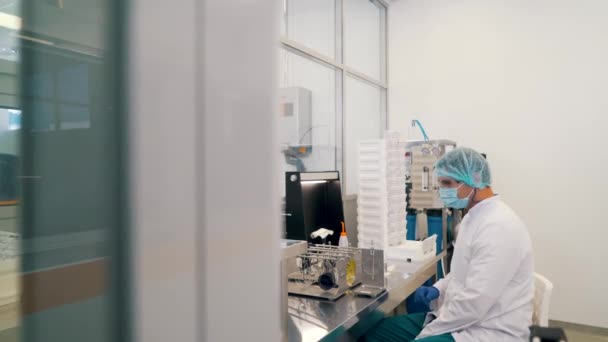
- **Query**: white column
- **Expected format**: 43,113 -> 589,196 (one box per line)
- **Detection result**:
130,0 -> 281,341
197,1 -> 281,341
130,0 -> 198,341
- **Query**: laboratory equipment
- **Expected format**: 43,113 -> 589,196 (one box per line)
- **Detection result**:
280,87 -> 312,172
284,171 -> 345,245
405,140 -> 457,277
287,244 -> 362,300
282,145 -> 312,172
388,235 -> 436,261
280,239 -> 308,342
357,132 -> 407,252
386,235 -> 437,275
279,87 -> 312,147
286,244 -> 385,300
407,140 -> 456,211
353,242 -> 384,298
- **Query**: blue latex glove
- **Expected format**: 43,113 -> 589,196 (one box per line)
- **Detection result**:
414,286 -> 440,308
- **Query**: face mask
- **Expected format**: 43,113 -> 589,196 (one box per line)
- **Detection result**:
439,184 -> 474,209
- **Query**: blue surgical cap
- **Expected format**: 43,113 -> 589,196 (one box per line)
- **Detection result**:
435,147 -> 491,189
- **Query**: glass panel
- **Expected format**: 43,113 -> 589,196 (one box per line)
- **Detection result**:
285,0 -> 336,59
0,3 -> 21,342
30,101 -> 55,131
344,0 -> 382,80
14,0 -> 128,341
0,108 -> 21,154
57,64 -> 91,104
344,75 -> 382,195
279,48 -> 337,191
59,104 -> 91,130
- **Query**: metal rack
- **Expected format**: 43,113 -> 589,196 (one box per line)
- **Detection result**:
287,245 -> 363,300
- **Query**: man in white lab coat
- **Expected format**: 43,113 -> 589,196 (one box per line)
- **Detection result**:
361,147 -> 534,342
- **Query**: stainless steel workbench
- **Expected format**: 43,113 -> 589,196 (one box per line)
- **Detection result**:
287,251 -> 445,342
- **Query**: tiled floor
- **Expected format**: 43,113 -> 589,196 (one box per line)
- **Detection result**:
564,329 -> 608,342
550,320 -> 608,342
0,327 -> 17,341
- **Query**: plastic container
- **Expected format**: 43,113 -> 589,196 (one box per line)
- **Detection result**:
357,136 -> 408,253
386,235 -> 437,261
338,222 -> 349,248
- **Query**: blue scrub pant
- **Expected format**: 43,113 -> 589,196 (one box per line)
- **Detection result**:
360,313 -> 455,342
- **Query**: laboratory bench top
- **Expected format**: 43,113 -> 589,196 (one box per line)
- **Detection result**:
287,251 -> 445,342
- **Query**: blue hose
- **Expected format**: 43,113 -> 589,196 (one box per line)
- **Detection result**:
414,120 -> 430,140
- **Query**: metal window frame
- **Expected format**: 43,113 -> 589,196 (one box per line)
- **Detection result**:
280,38 -> 386,89
279,0 -> 388,195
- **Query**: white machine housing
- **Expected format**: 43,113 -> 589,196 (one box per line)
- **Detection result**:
386,235 -> 437,275
387,235 -> 437,261
407,140 -> 457,210
279,87 -> 312,147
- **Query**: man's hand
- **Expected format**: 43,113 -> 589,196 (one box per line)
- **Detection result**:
414,286 -> 440,308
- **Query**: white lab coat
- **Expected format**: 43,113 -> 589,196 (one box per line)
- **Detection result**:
417,196 -> 534,342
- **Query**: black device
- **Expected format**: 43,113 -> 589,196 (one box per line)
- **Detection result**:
284,171 -> 345,245
529,326 -> 568,341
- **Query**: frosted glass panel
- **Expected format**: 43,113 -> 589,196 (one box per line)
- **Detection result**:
344,75 -> 382,195
17,0 -> 129,340
344,0 -> 382,80
286,0 -> 336,58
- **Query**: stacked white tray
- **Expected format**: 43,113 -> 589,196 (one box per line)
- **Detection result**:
357,134 -> 407,251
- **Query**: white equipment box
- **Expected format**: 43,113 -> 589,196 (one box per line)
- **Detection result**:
279,87 -> 312,147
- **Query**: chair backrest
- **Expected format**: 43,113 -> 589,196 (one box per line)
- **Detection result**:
532,273 -> 554,327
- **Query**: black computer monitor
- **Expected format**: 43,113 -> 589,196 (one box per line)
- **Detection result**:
284,171 -> 345,245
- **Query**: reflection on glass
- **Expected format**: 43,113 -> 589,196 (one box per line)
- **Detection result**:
0,2 -> 20,342
279,48 -> 337,177
59,104 -> 91,130
30,101 -> 55,131
344,0 -> 382,80
285,0 -> 336,59
344,75 -> 382,195
15,0 -> 127,341
7,110 -> 20,130
57,64 -> 90,103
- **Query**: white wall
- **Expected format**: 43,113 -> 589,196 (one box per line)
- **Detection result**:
389,0 -> 608,328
